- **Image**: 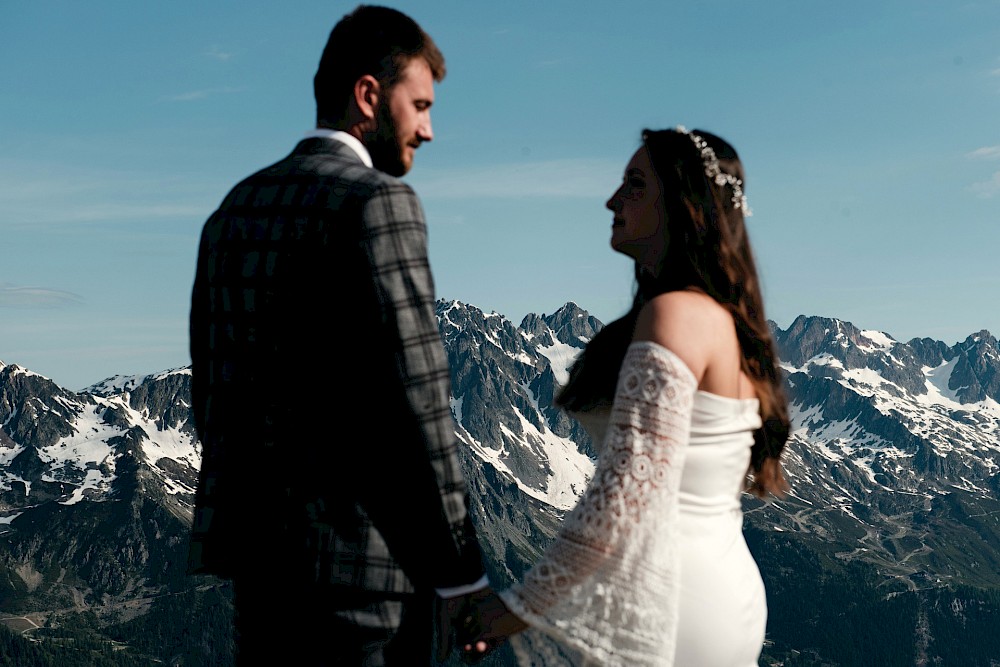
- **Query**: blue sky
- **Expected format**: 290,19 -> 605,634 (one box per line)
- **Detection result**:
2,1 -> 999,391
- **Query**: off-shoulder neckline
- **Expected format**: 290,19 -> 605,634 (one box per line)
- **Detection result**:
695,389 -> 759,405
629,340 -> 758,404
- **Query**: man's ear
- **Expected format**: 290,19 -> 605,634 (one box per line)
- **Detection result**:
354,75 -> 381,121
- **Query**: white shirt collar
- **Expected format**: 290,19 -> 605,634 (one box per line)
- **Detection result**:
302,128 -> 373,168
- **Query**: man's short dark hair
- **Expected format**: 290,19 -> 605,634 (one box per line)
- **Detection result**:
314,4 -> 445,124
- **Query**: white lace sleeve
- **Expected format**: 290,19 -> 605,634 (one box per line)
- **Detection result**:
499,341 -> 697,667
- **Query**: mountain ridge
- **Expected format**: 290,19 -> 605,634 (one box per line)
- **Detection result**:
2,302 -> 1000,665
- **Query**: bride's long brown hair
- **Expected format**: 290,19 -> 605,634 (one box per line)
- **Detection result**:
556,128 -> 790,499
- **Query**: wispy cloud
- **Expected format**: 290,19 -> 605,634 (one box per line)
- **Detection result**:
0,284 -> 83,308
205,46 -> 234,61
414,158 -> 620,200
0,159 -> 220,226
969,172 -> 1000,198
162,86 -> 244,102
965,146 -> 1000,197
967,145 -> 1000,160
16,202 -> 209,223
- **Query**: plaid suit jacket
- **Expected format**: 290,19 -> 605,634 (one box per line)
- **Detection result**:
187,137 -> 485,596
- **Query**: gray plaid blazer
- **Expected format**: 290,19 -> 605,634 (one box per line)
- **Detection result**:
187,137 -> 485,596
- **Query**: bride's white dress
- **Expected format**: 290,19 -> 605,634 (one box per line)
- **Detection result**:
499,341 -> 766,666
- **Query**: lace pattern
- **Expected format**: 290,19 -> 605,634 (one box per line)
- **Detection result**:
501,341 -> 697,666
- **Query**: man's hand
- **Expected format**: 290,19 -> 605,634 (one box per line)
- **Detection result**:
459,592 -> 528,664
434,587 -> 498,663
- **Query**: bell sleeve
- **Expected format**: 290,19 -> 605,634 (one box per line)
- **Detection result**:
499,341 -> 697,667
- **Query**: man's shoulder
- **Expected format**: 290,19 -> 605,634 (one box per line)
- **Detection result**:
263,143 -> 416,196
205,142 -> 425,228
217,158 -> 410,206
335,162 -> 413,194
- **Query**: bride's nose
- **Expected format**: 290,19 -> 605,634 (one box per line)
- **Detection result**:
606,191 -> 620,212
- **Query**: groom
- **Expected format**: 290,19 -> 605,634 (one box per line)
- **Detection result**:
187,5 -> 498,665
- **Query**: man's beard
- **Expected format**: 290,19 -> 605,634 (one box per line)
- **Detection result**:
367,101 -> 407,177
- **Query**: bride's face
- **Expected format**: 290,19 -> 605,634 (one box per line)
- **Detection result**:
606,146 -> 667,270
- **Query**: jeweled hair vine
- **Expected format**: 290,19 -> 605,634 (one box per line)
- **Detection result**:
675,125 -> 751,216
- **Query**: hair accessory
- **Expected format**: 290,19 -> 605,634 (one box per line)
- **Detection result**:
675,125 -> 751,216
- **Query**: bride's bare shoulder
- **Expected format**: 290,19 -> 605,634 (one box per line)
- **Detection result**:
633,291 -> 729,381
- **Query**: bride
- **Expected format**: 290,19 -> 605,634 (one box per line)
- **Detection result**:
462,127 -> 792,666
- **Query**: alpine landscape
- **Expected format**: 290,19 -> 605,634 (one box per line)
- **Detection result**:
2,300 -> 1000,666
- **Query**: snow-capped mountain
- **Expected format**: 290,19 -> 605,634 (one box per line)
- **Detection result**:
763,316 -> 1000,587
0,362 -> 224,665
2,301 -> 1000,665
438,302 -> 1000,665
0,364 -> 198,522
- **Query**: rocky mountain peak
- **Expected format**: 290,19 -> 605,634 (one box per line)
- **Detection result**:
3,304 -> 1000,665
949,329 -> 1000,403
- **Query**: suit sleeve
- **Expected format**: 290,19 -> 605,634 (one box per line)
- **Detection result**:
357,181 -> 485,590
188,222 -> 212,441
186,219 -> 221,575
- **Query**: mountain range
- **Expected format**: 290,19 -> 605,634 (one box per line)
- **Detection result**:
2,300 -> 999,666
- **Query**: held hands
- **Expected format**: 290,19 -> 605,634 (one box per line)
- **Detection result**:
459,589 -> 528,663
434,586 -> 528,664
435,587 -> 498,663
